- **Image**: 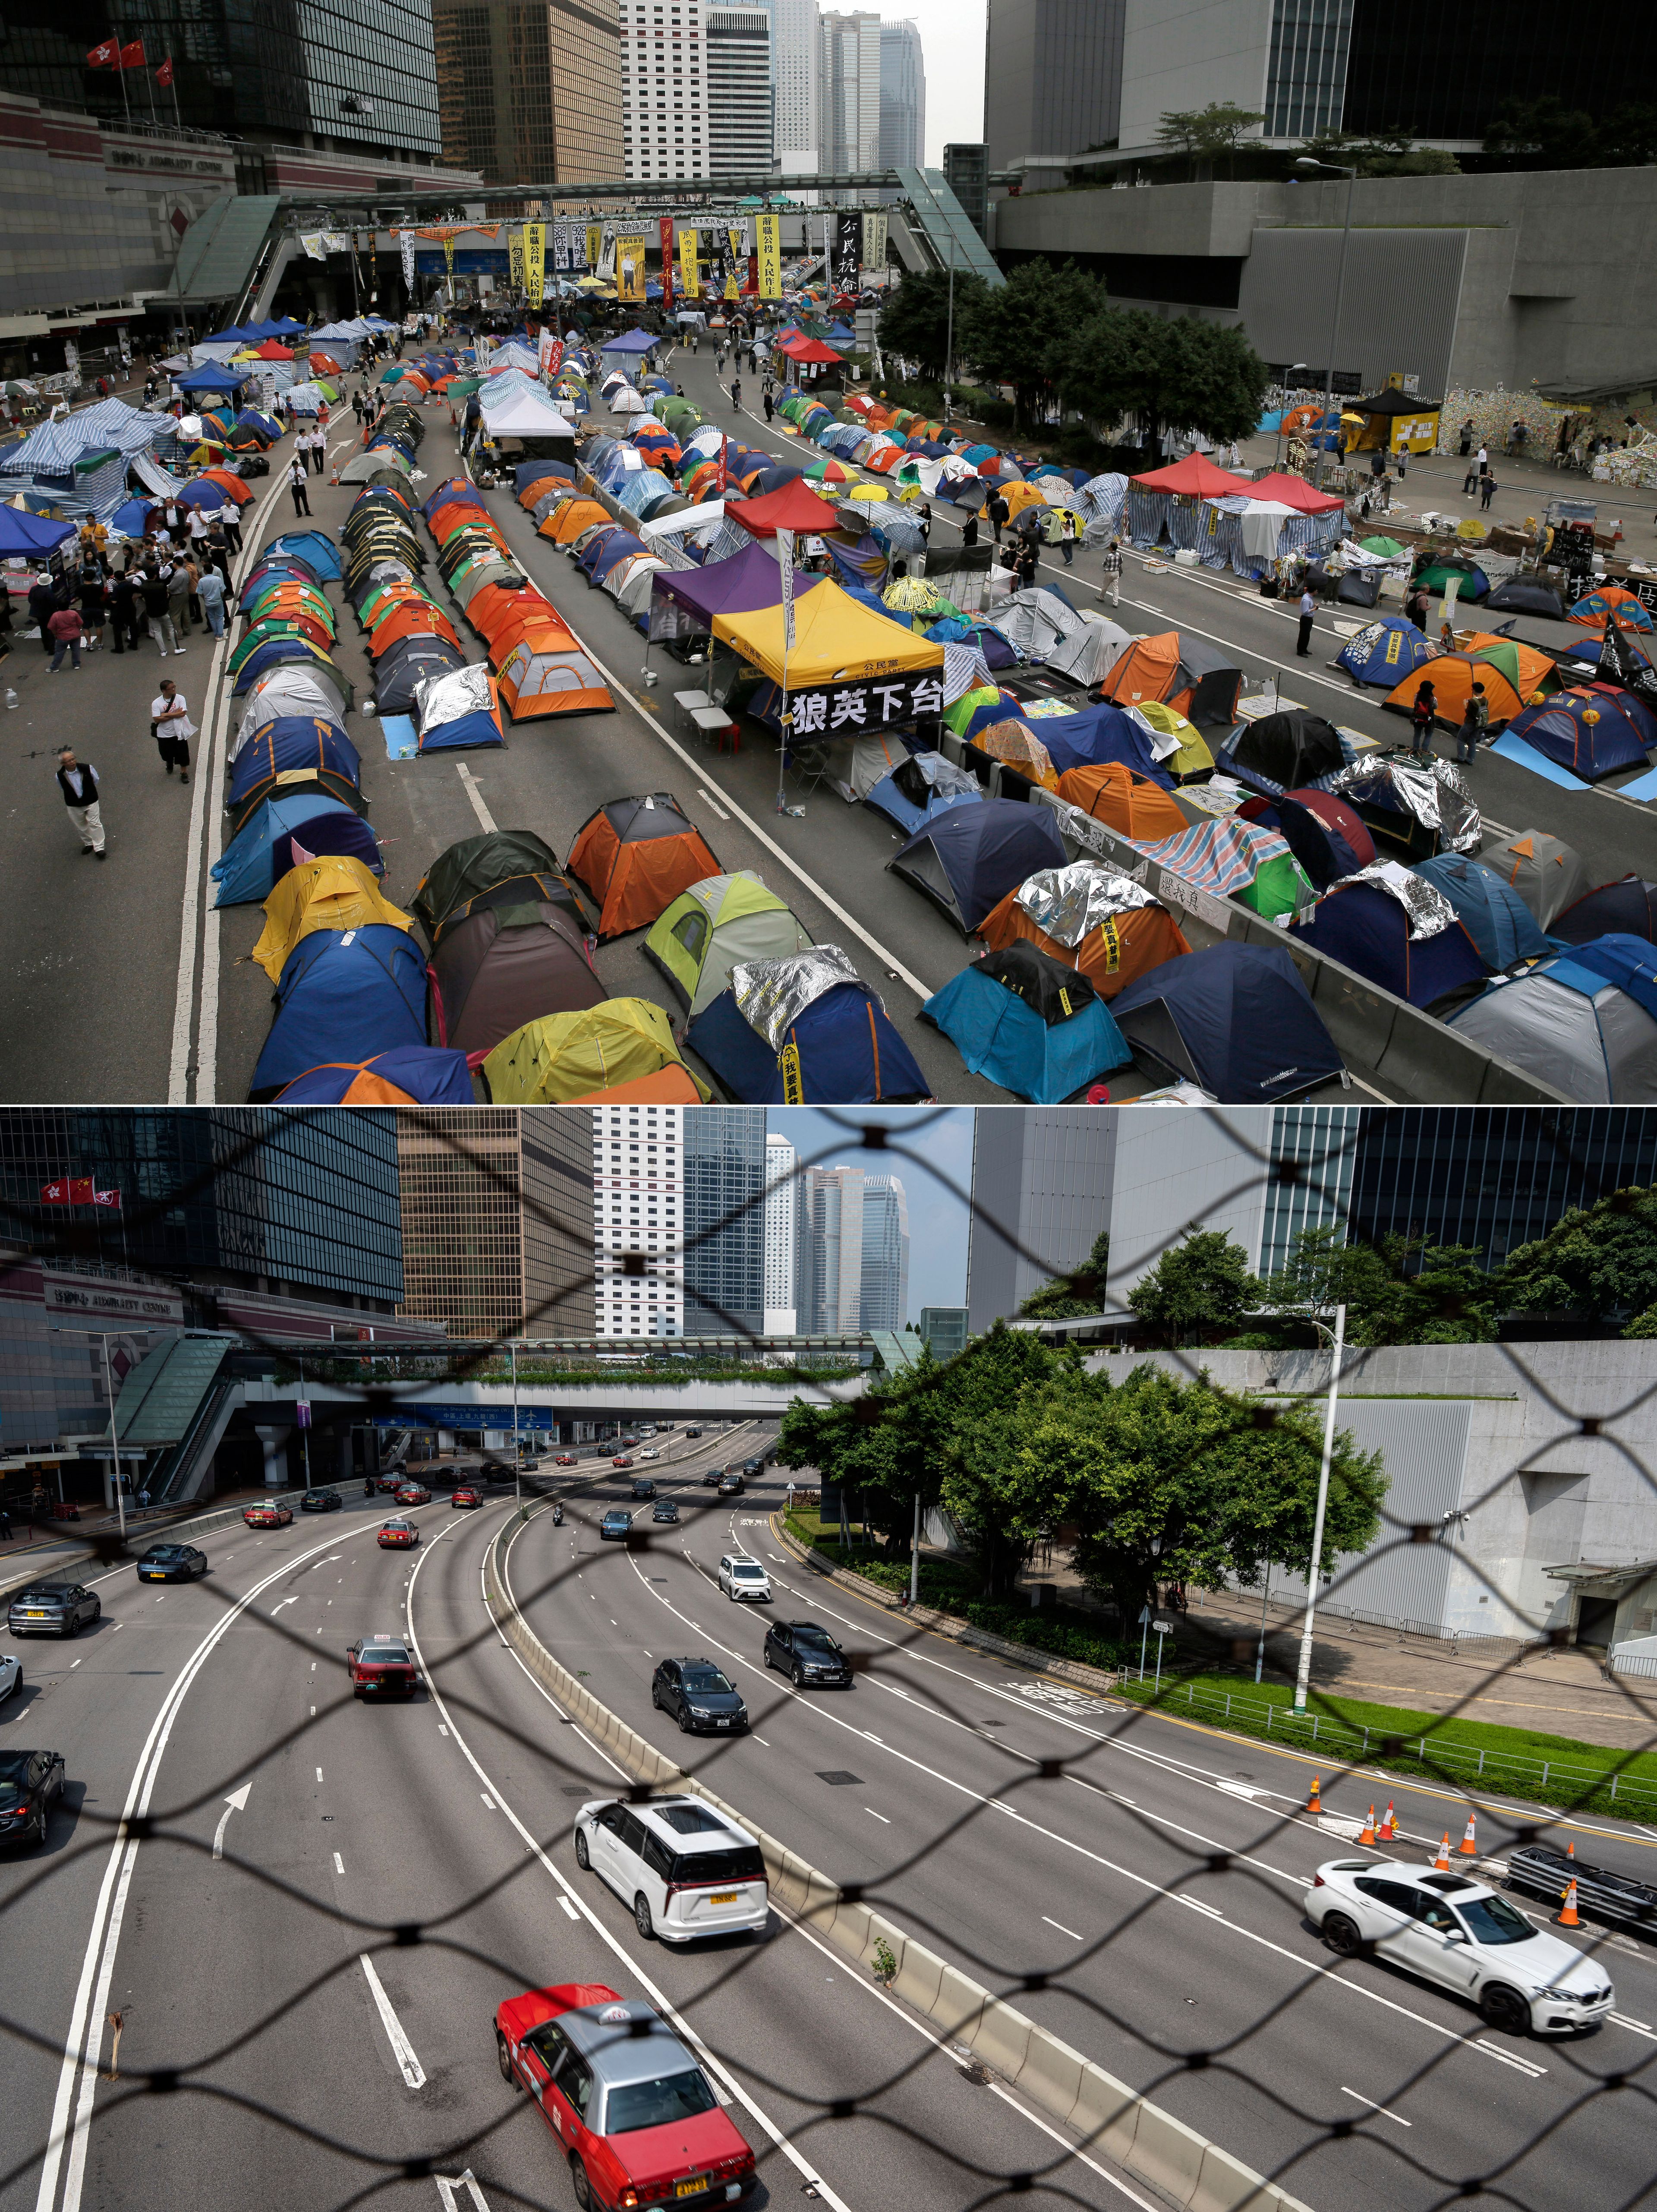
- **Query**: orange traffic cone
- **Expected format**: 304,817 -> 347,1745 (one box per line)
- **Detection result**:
1308,1775 -> 1322,1814
330,460 -> 340,486
1360,1804 -> 1377,1846
1558,1879 -> 1581,1928
1434,1833 -> 1452,1871
1567,1839 -> 1576,1861
1379,1801 -> 1396,1841
1459,1811 -> 1478,1856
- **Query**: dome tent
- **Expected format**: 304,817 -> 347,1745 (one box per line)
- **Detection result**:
1109,942 -> 1344,1103
643,873 -> 814,1019
567,792 -> 722,939
863,749 -> 984,836
250,927 -> 428,1101
1482,830 -> 1592,929
685,954 -> 930,1104
1447,947 -> 1657,1103
213,796 -> 381,908
274,1048 -> 475,1104
428,899 -> 607,1063
1219,709 -> 1345,793
249,856 -> 416,984
977,862 -> 1192,1001
1336,616 -> 1436,688
1413,854 -> 1550,968
1288,877 -> 1489,1010
1503,689 -> 1650,782
888,799 -> 1068,936
1551,876 -> 1657,946
413,830 -> 586,946
482,998 -> 707,1103
920,943 -> 1132,1102
1235,791 -> 1373,891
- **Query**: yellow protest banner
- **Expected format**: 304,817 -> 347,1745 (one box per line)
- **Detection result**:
679,227 -> 701,299
524,220 -> 545,306
616,234 -> 648,302
725,225 -> 743,300
586,222 -> 602,271
756,211 -> 781,300
508,228 -> 526,294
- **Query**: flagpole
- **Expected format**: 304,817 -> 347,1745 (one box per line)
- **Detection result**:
114,45 -> 131,127
776,525 -> 794,814
169,64 -> 181,129
140,48 -> 158,127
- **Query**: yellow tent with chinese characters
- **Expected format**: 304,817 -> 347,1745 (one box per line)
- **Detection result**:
709,579 -> 944,688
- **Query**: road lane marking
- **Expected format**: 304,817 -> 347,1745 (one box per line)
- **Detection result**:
1610,2012 -> 1657,2039
1042,1916 -> 1082,1942
1340,2087 -> 1411,2126
211,1784 -> 252,1861
457,762 -> 497,833
1474,2040 -> 1545,2077
360,1954 -> 427,2089
865,1808 -> 890,1824
558,1895 -> 580,1920
696,786 -> 731,820
334,1852 -> 345,1875
435,2174 -> 491,2212
315,1766 -> 324,1784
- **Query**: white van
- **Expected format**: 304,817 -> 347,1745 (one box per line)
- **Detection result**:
574,1795 -> 769,1943
718,1554 -> 772,1603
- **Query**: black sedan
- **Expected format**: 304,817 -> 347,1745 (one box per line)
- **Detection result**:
300,1488 -> 343,1513
651,1657 -> 748,1735
717,1471 -> 745,1497
652,1498 -> 680,1524
764,1620 -> 853,1688
630,1476 -> 657,1501
6,1584 -> 100,1639
701,1464 -> 727,1488
599,1509 -> 633,1542
135,1544 -> 207,1583
0,1749 -> 66,1850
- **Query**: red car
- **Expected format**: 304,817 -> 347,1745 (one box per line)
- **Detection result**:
494,1983 -> 755,2212
243,1502 -> 293,1528
370,1473 -> 403,1493
451,1486 -> 482,1510
612,1455 -> 634,1469
395,1483 -> 432,1506
554,1454 -> 579,1468
377,1518 -> 419,1548
346,1636 -> 418,1698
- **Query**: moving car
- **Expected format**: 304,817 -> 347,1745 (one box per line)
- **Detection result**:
243,1502 -> 293,1527
573,1795 -> 769,1943
716,1472 -> 744,1498
0,1749 -> 66,1850
0,1651 -> 21,1704
716,1556 -> 770,1603
494,1981 -> 758,2205
637,1447 -> 661,1462
377,1517 -> 420,1548
451,1485 -> 482,1510
611,1455 -> 634,1470
135,1544 -> 208,1583
1305,1857 -> 1615,2035
651,1658 -> 748,1736
369,1473 -> 403,1494
345,1635 -> 419,1698
652,1499 -> 680,1525
300,1488 -> 342,1513
762,1620 -> 852,1688
685,1427 -> 702,1439
6,1583 -> 100,1638
619,1433 -> 639,1447
395,1482 -> 432,1506
554,1453 -> 579,1468
599,1509 -> 633,1542
741,1458 -> 765,1480
630,1477 -> 657,1501
701,1465 -> 728,1489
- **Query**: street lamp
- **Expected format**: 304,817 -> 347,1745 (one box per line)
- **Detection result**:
1294,157 -> 1357,488
1291,1303 -> 1347,1713
50,1326 -> 150,1543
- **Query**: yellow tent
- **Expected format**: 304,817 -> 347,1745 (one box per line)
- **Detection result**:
710,579 -> 944,687
999,480 -> 1049,520
484,998 -> 709,1104
1127,699 -> 1216,780
251,856 -> 414,982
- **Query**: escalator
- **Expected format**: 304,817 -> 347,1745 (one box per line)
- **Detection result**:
112,1335 -> 244,1505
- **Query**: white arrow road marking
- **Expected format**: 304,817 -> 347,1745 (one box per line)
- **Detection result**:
359,1955 -> 426,2089
211,1784 -> 252,1861
434,2172 -> 490,2211
271,1596 -> 299,1616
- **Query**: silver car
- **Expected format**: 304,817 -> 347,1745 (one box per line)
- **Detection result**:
0,1651 -> 21,1705
1305,1856 -> 1614,2035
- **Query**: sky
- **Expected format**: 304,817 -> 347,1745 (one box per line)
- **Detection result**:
900,0 -> 986,166
768,1108 -> 975,1320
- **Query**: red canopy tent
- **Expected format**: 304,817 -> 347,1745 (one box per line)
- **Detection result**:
1236,470 -> 1346,513
253,341 -> 295,360
777,336 -> 844,364
1131,454 -> 1254,497
726,480 -> 841,538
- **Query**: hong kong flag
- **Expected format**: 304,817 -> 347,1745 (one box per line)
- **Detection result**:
90,1188 -> 123,1209
39,1179 -> 73,1205
85,38 -> 118,67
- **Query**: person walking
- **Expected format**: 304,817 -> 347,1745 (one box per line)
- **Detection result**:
1480,470 -> 1497,511
186,500 -> 211,565
219,501 -> 243,559
1408,678 -> 1437,757
196,560 -> 227,638
309,422 -> 328,474
1100,536 -> 1122,606
762,388 -> 774,423
205,517 -> 233,584
730,377 -> 742,412
1395,443 -> 1408,482
1455,681 -> 1488,764
150,678 -> 195,783
1296,581 -> 1317,656
1016,537 -> 1040,593
962,511 -> 979,550
1058,509 -> 1077,565
47,600 -> 84,672
28,571 -> 58,655
109,568 -> 140,655
987,490 -> 1009,546
289,454 -> 312,517
166,552 -> 193,639
141,563 -> 178,656
57,749 -> 106,857
182,551 -> 205,630
79,562 -> 107,653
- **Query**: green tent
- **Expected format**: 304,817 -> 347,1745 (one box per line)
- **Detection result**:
412,828 -> 581,947
643,872 -> 814,1019
1359,534 -> 1404,557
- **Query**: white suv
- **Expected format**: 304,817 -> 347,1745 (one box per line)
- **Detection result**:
574,1794 -> 770,1944
1305,1857 -> 1614,2035
718,1554 -> 772,1603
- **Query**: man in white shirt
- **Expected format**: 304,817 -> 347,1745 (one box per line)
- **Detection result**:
1296,584 -> 1317,656
150,678 -> 195,784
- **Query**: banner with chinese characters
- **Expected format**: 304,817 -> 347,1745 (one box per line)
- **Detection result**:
755,211 -> 781,300
725,224 -> 745,300
860,210 -> 888,273
616,234 -> 648,301
524,221 -> 545,305
508,228 -> 526,294
443,235 -> 456,278
679,227 -> 700,299
586,222 -> 603,271
785,669 -> 945,742
658,217 -> 675,311
400,226 -> 416,298
299,231 -> 350,260
833,211 -> 861,293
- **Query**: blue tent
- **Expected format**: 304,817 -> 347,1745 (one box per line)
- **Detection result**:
687,982 -> 930,1103
888,799 -> 1068,934
580,529 -> 647,582
0,505 -> 76,557
1414,855 -> 1550,968
1289,881 -> 1487,1008
109,498 -> 153,538
600,329 -> 660,357
921,962 -> 1131,1101
863,753 -> 984,836
416,668 -> 505,753
515,458 -> 574,492
213,795 -> 372,906
251,927 -> 428,1099
1110,942 -> 1345,1101
1017,701 -> 1175,787
204,325 -> 253,343
262,530 -> 343,581
176,477 -> 229,512
174,363 -> 251,394
1503,690 -> 1650,782
228,716 -> 362,816
1336,615 -> 1436,688
1562,932 -> 1657,1020
1447,953 -> 1657,1102
234,408 -> 282,441
274,1046 -> 475,1103
231,640 -> 348,700
1236,793 -> 1369,890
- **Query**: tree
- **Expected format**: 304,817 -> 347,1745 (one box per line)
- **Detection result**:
1259,1224 -> 1500,1346
1156,102 -> 1265,176
1127,1228 -> 1263,1347
1625,1306 -> 1657,1339
1052,305 -> 1269,452
1499,1186 -> 1657,1324
1482,97 -> 1599,170
955,259 -> 1106,432
1300,127 -> 1459,177
877,267 -> 986,384
1019,1226 -> 1111,1319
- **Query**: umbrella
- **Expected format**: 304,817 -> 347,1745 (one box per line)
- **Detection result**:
883,576 -> 943,613
847,483 -> 888,501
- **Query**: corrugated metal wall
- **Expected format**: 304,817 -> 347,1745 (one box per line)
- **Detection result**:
1237,226 -> 1468,397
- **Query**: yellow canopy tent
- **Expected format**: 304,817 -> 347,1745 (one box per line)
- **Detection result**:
251,856 -> 415,982
1346,388 -> 1443,456
483,998 -> 709,1103
710,579 -> 944,687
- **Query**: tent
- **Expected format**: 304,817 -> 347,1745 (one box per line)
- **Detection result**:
991,701 -> 1172,787
649,539 -> 822,642
227,716 -> 362,830
920,946 -> 1132,1102
1502,688 -> 1650,781
1414,853 -> 1551,968
0,507 -> 76,557
1481,830 -> 1592,928
1235,791 -> 1373,890
686,969 -> 930,1104
1552,877 -> 1657,947
250,856 -> 415,983
251,926 -> 428,1100
273,1048 -> 476,1105
567,792 -> 722,938
1130,454 -> 1253,497
1136,815 -> 1315,918
482,998 -> 706,1103
863,750 -> 984,836
1125,700 -> 1214,782
1097,631 -> 1243,728
1383,644 -> 1554,729
1220,709 -> 1346,791
1110,942 -> 1344,1101
1336,616 -> 1436,688
415,664 -> 506,752
643,872 -> 814,1018
977,863 -> 1191,1000
711,577 -> 944,690
1487,576 -> 1566,621
1414,556 -> 1490,602
1447,953 -> 1657,1103
1342,387 -> 1443,455
1288,878 -> 1488,1009
888,798 -> 1067,934
494,616 -> 614,717
1569,586 -> 1653,632
375,636 -> 468,715
213,797 -> 379,908
234,667 -> 348,757
413,830 -> 585,945
429,899 -> 607,1061
976,721 -> 1060,790
1055,762 -> 1188,841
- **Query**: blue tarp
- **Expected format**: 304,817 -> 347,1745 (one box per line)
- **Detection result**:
274,1046 -> 476,1104
1562,933 -> 1657,1022
1109,942 -> 1344,1101
252,928 -> 428,1098
1288,882 -> 1488,1008
863,764 -> 983,837
1414,855 -> 1551,969
174,364 -> 252,394
213,796 -> 377,907
1020,701 -> 1175,788
0,505 -> 76,556
601,329 -> 661,355
920,964 -> 1131,1101
687,982 -> 930,1102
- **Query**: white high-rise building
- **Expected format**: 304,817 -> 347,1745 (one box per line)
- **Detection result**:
762,1131 -> 798,1334
798,1164 -> 864,1333
592,1104 -> 685,1338
771,0 -> 822,187
878,19 -> 925,171
621,0 -> 712,184
819,9 -> 881,172
859,1173 -> 909,1332
707,7 -> 775,177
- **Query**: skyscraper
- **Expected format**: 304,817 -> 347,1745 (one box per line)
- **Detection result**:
434,0 -> 623,185
706,8 -> 775,177
982,0 -> 1125,170
819,10 -> 882,172
859,1174 -> 910,1331
763,1132 -> 799,1334
621,0 -> 712,183
681,1108 -> 767,1335
797,1165 -> 864,1333
965,1108 -> 1118,1334
772,0 -> 823,182
878,20 -> 926,170
592,1102 -> 684,1338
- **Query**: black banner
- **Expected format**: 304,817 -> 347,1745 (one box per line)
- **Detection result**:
788,666 -> 945,739
833,211 -> 861,293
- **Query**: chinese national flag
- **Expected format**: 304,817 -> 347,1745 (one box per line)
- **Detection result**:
91,1188 -> 123,1210
67,1178 -> 96,1204
85,38 -> 118,66
39,1180 -> 72,1205
119,39 -> 145,67
156,57 -> 174,87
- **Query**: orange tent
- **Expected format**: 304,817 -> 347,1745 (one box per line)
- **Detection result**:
369,605 -> 463,656
567,792 -> 721,937
517,474 -> 565,509
1096,630 -> 1243,726
1098,631 -> 1183,708
563,1065 -> 705,1102
1384,641 -> 1556,729
977,884 -> 1191,999
469,583 -> 551,645
976,719 -> 1060,791
541,499 -> 612,545
200,468 -> 255,505
495,619 -> 614,719
1055,762 -> 1189,841
308,353 -> 343,376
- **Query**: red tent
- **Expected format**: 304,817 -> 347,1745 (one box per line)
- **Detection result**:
726,480 -> 841,537
1131,454 -> 1254,497
1238,470 -> 1346,514
253,341 -> 295,360
777,335 -> 844,364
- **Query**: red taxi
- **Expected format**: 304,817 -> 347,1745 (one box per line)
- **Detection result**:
377,1517 -> 420,1549
451,1485 -> 482,1510
611,1455 -> 634,1469
345,1635 -> 419,1698
243,1502 -> 294,1528
554,1454 -> 579,1468
494,1984 -> 754,2212
395,1482 -> 432,1506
